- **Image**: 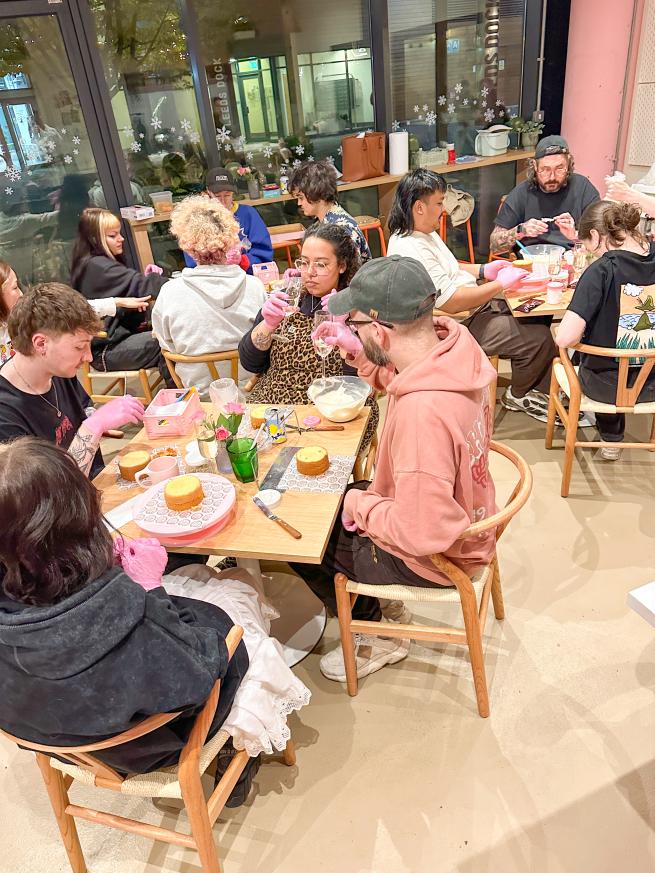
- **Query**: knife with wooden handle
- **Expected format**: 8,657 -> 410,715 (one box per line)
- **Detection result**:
253,496 -> 302,539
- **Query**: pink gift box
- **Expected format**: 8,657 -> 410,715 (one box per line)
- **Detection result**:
143,388 -> 202,439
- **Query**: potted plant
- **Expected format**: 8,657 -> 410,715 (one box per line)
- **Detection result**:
508,117 -> 524,150
237,165 -> 260,199
521,119 -> 545,150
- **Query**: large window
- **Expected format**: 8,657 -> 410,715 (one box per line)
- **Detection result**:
388,0 -> 526,156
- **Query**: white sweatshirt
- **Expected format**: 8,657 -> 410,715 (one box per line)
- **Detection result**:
152,265 -> 266,394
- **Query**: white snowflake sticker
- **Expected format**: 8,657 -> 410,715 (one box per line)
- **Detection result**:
482,100 -> 487,108
455,83 -> 463,94
232,136 -> 244,151
45,140 -> 56,151
425,110 -> 437,125
64,155 -> 73,164
130,141 -> 141,152
326,155 -> 335,164
5,166 -> 21,182
60,128 -> 67,135
438,95 -> 447,106
484,108 -> 495,123
338,145 -> 343,155
392,120 -> 400,132
190,131 -> 200,144
267,162 -> 273,169
294,144 -> 305,156
216,125 -> 231,144
72,148 -> 79,156
4,187 -> 12,195
72,136 -> 81,145
177,135 -> 184,141
308,155 -> 314,161
170,127 -> 176,134
180,119 -> 192,132
150,116 -> 162,130
447,103 -> 455,114
422,104 -> 428,112
463,98 -> 469,106
246,151 -> 254,161
496,99 -> 503,107
481,85 -> 489,98
292,159 -> 301,168
413,105 -> 420,113
263,146 -> 273,158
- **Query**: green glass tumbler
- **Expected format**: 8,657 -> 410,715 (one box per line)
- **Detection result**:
226,437 -> 259,483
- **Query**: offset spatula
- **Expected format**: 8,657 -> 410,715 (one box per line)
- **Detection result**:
252,495 -> 302,539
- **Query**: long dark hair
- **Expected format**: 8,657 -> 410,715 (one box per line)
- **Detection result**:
302,222 -> 361,289
0,438 -> 114,606
388,169 -> 447,236
70,207 -> 122,288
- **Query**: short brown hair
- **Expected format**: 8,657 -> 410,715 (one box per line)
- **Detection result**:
289,160 -> 338,204
0,260 -> 15,322
8,283 -> 101,356
0,438 -> 114,605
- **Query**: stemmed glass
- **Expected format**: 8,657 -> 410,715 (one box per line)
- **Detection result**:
273,275 -> 302,341
548,249 -> 561,278
313,310 -> 333,382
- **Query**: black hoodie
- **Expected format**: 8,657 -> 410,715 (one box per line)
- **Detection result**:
0,567 -> 248,774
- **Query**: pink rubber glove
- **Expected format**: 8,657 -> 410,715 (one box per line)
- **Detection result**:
113,537 -> 168,591
483,261 -> 509,281
225,246 -> 242,265
283,268 -> 301,281
341,509 -> 359,533
84,396 -> 145,437
320,289 -> 348,322
311,320 -> 363,358
144,263 -> 163,276
261,290 -> 289,331
496,266 -> 529,291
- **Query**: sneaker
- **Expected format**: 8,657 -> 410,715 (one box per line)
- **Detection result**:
501,386 -> 550,422
597,443 -> 623,461
380,599 -> 413,624
319,629 -> 410,682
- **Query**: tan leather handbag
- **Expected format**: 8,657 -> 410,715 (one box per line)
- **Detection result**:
340,132 -> 386,181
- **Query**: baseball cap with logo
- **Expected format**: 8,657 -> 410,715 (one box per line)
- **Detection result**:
205,167 -> 236,193
534,135 -> 569,159
327,255 -> 436,322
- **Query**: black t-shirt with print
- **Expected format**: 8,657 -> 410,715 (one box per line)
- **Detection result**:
495,173 -> 600,248
568,243 -> 655,376
0,373 -> 104,477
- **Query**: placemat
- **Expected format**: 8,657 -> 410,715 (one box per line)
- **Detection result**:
276,454 -> 356,493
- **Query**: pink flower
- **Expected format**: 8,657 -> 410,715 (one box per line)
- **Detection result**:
224,402 -> 245,414
215,426 -> 230,441
236,167 -> 247,176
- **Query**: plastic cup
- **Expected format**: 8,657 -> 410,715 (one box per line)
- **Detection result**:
227,437 -> 259,483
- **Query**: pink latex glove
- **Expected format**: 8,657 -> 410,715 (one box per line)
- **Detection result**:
84,396 -> 145,437
341,509 -> 359,533
144,263 -> 163,276
261,290 -> 289,330
225,246 -> 242,265
311,320 -> 363,358
320,289 -> 348,323
113,537 -> 168,591
483,260 -> 509,281
283,268 -> 301,281
496,266 -> 529,291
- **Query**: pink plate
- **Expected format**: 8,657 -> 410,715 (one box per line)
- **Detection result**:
132,473 -> 236,537
153,509 -> 236,547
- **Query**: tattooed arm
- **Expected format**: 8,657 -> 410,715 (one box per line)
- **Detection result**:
490,224 -> 519,254
68,424 -> 101,476
238,312 -> 273,374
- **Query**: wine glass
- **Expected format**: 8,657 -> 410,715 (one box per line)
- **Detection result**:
313,311 -> 333,382
273,276 -> 303,341
547,250 -> 561,278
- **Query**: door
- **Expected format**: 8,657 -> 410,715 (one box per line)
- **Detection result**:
0,2 -> 125,286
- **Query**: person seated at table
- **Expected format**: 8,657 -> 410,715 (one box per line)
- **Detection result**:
289,160 -> 371,261
605,177 -> 655,220
71,207 -> 170,379
0,259 -> 152,366
182,168 -> 273,273
238,223 -> 378,447
0,284 -> 144,478
293,256 -> 497,682
490,135 -> 600,254
152,195 -> 265,394
387,168 -> 560,423
555,201 -> 655,460
0,438 -> 310,787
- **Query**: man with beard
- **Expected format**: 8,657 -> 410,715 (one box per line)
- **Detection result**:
289,256 -> 498,683
490,135 -> 600,253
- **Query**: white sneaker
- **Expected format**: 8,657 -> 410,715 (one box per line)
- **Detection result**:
319,630 -> 410,682
597,443 -> 622,461
501,386 -> 550,422
380,599 -> 413,624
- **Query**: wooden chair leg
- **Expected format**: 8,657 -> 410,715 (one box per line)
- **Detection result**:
35,753 -> 87,873
650,414 -> 655,451
544,363 -> 559,450
283,739 -> 296,766
139,369 -> 154,405
334,573 -> 358,697
561,390 -> 581,498
489,556 -> 505,620
459,589 -> 490,718
180,770 -> 221,873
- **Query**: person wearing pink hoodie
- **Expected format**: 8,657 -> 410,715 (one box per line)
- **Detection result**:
290,255 -> 498,683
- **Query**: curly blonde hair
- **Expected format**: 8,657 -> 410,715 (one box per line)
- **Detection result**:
170,194 -> 240,264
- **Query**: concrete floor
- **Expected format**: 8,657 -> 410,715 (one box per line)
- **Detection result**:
3,389 -> 655,872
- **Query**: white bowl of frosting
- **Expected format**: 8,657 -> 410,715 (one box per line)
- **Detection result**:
307,376 -> 371,422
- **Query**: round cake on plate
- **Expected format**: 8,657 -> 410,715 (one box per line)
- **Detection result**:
164,475 -> 205,511
118,450 -> 150,481
296,446 -> 329,476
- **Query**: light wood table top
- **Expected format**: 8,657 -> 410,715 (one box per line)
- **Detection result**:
504,286 -> 574,319
95,404 -> 369,564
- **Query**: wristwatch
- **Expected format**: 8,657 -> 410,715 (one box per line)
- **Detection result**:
478,264 -> 485,281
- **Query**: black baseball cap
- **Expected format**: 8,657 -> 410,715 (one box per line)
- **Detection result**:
205,167 -> 236,193
535,135 -> 569,159
327,256 -> 436,322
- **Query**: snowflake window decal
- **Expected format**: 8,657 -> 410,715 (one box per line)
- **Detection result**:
216,125 -> 231,144
425,110 -> 437,126
150,116 -> 162,130
263,146 -> 273,158
294,144 -> 305,156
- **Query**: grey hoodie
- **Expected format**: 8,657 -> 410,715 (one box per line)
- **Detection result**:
152,265 -> 266,394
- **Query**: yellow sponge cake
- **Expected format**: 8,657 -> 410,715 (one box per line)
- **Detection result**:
164,475 -> 205,511
296,446 -> 329,476
118,450 -> 150,481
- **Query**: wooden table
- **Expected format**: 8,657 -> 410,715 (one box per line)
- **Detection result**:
504,287 -> 574,319
125,149 -> 535,270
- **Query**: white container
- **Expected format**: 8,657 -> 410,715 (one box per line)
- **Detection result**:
474,125 -> 511,157
389,131 -> 409,175
120,205 -> 155,221
149,190 -> 173,214
307,375 -> 371,423
546,282 -> 564,305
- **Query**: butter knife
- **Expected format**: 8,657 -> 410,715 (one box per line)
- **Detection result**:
252,496 -> 302,539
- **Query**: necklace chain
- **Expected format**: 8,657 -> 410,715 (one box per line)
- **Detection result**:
13,363 -> 62,418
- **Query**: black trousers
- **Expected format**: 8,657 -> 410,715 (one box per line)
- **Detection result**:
93,331 -> 174,387
289,483 -> 446,622
579,366 -> 655,442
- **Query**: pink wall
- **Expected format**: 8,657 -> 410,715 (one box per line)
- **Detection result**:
561,0 -> 637,193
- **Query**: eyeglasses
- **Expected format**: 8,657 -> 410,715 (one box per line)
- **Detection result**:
536,164 -> 568,178
295,258 -> 333,276
345,316 -> 395,335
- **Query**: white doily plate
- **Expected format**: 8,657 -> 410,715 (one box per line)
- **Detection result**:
132,473 -> 236,535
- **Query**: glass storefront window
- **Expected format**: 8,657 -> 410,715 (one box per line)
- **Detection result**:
88,0 -> 208,205
195,0 -> 374,182
388,0 -> 525,157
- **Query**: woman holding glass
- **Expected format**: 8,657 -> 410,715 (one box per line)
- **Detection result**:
238,223 -> 378,448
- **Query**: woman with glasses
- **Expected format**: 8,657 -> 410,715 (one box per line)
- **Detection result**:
238,223 -> 378,446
